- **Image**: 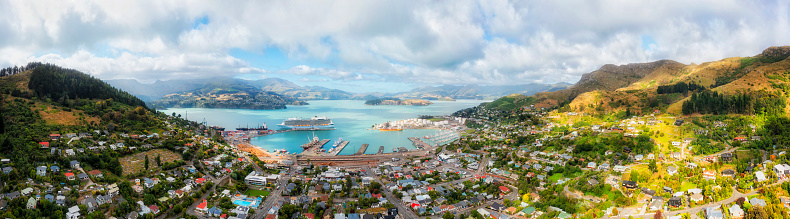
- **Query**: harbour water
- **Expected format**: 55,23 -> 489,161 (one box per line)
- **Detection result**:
161,99 -> 484,155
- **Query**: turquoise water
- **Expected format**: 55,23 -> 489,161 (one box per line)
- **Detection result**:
161,100 -> 484,155
233,199 -> 259,208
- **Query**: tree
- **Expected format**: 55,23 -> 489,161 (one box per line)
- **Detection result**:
746,205 -> 768,219
155,155 -> 161,167
443,212 -> 455,219
654,210 -> 662,219
145,155 -> 149,170
522,193 -> 531,202
648,160 -> 657,173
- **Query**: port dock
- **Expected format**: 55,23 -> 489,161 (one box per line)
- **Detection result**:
303,139 -> 330,151
355,144 -> 369,155
397,147 -> 408,153
408,137 -> 429,149
377,146 -> 384,154
330,141 -> 349,156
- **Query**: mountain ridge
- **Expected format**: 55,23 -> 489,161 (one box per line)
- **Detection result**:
480,46 -> 790,117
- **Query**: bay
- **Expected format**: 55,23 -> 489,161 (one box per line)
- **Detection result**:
160,99 -> 484,155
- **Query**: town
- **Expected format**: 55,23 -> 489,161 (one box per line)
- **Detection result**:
4,99 -> 789,219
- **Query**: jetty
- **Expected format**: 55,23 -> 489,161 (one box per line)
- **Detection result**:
330,141 -> 349,156
355,144 -> 369,155
377,146 -> 384,154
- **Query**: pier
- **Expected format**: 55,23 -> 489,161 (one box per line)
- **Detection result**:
355,144 -> 369,155
408,137 -> 429,149
330,141 -> 349,156
377,146 -> 384,154
302,139 -> 330,152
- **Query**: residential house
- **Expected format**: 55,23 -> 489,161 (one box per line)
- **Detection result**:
77,173 -> 89,181
703,170 -> 716,180
705,207 -> 723,219
66,206 -> 80,219
26,197 -> 36,209
730,204 -> 744,219
721,169 -> 735,177
668,197 -> 682,207
622,180 -> 638,189
70,160 -> 80,169
720,153 -> 733,162
88,170 -> 103,178
774,164 -> 790,180
667,166 -> 678,176
82,196 -> 98,212
750,198 -> 767,207
755,171 -> 767,182
36,166 -> 47,176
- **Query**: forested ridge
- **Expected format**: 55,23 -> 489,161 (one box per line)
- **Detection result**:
28,64 -> 148,109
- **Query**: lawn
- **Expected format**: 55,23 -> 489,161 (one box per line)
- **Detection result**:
244,189 -> 270,197
548,173 -> 563,182
680,181 -> 697,191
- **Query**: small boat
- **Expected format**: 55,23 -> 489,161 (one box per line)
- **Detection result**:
392,148 -> 397,152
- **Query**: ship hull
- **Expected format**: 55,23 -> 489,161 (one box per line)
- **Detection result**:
278,124 -> 335,130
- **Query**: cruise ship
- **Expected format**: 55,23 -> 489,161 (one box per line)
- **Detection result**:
278,116 -> 335,130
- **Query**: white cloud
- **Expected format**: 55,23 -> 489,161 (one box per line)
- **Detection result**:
0,0 -> 788,88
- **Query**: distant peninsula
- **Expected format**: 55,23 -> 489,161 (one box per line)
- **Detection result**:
364,98 -> 433,106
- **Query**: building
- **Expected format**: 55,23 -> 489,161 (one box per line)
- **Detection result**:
667,166 -> 678,176
720,153 -> 733,162
774,164 -> 790,180
66,206 -> 81,219
703,170 -> 716,180
668,197 -> 682,207
88,170 -> 103,178
26,197 -> 36,209
245,171 -> 279,187
729,204 -> 744,219
755,171 -> 767,182
622,180 -> 638,189
705,207 -> 723,219
36,166 -> 47,176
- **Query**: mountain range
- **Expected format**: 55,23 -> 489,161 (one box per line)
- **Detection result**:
106,77 -> 571,106
479,46 -> 790,117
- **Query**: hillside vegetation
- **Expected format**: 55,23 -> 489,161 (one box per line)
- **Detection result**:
481,46 -> 790,117
0,63 -> 181,183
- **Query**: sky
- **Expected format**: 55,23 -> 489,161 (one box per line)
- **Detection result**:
0,0 -> 788,93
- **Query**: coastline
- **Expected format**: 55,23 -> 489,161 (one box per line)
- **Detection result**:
237,142 -> 278,158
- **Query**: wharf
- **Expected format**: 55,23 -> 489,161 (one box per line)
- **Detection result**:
355,144 -> 369,155
377,146 -> 384,154
330,141 -> 349,156
408,137 -> 429,149
303,139 -> 330,151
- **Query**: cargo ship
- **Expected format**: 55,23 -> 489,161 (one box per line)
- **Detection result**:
278,116 -> 335,130
236,123 -> 268,131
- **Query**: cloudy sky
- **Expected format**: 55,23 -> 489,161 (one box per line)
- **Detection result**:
0,0 -> 788,92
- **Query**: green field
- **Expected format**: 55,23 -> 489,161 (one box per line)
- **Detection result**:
680,181 -> 697,191
548,173 -> 563,182
244,189 -> 270,197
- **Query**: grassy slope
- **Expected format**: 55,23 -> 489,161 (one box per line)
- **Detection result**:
484,46 -> 790,116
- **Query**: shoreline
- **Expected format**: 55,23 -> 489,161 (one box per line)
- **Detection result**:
237,142 -> 286,159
